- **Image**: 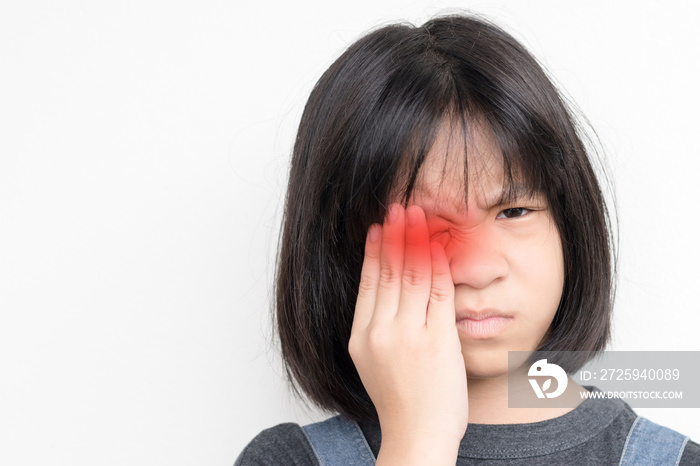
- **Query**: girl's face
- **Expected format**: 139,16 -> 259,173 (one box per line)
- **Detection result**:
406,123 -> 565,379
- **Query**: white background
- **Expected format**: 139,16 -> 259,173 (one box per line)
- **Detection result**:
1,1 -> 699,464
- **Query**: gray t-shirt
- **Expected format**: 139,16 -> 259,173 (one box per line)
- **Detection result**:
236,390 -> 700,465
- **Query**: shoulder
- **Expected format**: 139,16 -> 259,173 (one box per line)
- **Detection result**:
552,392 -> 698,464
629,415 -> 700,466
623,415 -> 700,466
680,438 -> 700,466
235,423 -> 318,466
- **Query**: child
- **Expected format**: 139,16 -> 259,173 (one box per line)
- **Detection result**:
236,13 -> 699,465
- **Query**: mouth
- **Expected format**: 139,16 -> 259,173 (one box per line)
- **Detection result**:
455,309 -> 514,339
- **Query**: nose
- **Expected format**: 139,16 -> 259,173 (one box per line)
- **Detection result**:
447,230 -> 509,289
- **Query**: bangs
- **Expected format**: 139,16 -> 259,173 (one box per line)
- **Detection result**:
389,107 -> 555,216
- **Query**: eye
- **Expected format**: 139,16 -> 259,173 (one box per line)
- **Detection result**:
429,229 -> 451,244
496,207 -> 531,219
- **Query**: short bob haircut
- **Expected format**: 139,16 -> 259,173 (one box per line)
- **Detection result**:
275,14 -> 615,423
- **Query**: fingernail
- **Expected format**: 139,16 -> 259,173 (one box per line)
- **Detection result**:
387,204 -> 399,222
406,206 -> 420,226
368,224 -> 381,242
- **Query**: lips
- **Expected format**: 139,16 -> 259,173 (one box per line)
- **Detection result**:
455,308 -> 514,321
455,309 -> 514,339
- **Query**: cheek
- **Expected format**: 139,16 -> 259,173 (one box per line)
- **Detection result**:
520,243 -> 563,285
515,231 -> 565,321
510,217 -> 564,278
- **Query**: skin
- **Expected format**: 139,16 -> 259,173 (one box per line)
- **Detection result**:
349,123 -> 585,465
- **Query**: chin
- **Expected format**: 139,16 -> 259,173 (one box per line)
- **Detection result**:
460,338 -> 547,379
461,346 -> 510,379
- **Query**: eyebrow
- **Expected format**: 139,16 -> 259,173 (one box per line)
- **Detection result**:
415,182 -> 542,218
484,183 -> 542,209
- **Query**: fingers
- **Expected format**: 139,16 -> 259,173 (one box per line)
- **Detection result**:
352,223 -> 382,333
352,203 -> 454,333
427,241 -> 456,329
372,204 -> 405,323
397,205 -> 432,325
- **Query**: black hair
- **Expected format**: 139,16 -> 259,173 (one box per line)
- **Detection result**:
274,13 -> 616,422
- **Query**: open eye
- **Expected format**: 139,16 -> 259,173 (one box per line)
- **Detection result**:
496,207 -> 531,219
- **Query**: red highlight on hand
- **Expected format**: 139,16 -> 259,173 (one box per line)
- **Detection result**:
372,204 -> 439,300
402,205 -> 432,280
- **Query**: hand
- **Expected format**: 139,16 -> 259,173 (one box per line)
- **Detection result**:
348,204 -> 468,465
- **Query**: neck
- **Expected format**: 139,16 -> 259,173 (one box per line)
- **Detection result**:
466,375 -> 587,424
